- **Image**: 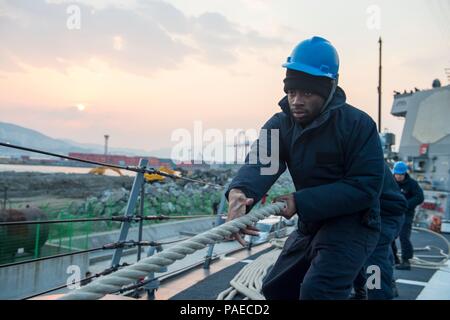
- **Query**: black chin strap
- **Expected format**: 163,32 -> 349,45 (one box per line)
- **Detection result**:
319,75 -> 339,114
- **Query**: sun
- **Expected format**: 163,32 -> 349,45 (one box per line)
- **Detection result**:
76,103 -> 86,111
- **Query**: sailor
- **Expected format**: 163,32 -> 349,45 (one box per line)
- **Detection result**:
225,36 -> 384,299
351,163 -> 407,300
392,161 -> 424,270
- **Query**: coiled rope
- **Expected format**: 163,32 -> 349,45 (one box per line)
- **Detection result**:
408,226 -> 450,270
58,202 -> 286,300
217,239 -> 286,300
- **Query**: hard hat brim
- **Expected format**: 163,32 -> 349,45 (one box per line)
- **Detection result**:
282,61 -> 337,79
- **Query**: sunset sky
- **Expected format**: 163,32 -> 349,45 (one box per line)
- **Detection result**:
1,0 -> 449,158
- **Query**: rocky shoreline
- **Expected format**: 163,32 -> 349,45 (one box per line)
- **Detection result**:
0,169 -> 295,218
0,171 -> 133,199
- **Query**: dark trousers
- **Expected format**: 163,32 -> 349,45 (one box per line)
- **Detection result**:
398,214 -> 414,260
353,214 -> 404,299
391,241 -> 399,263
262,214 -> 379,300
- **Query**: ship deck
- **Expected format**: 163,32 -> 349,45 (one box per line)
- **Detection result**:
159,230 -> 450,300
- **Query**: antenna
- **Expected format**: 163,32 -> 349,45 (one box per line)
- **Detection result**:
377,37 -> 382,133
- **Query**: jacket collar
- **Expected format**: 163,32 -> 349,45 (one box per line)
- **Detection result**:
398,173 -> 411,185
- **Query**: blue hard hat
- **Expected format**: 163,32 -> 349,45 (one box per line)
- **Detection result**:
282,36 -> 339,80
393,161 -> 408,175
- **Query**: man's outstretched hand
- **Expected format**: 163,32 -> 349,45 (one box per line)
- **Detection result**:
226,188 -> 258,246
272,193 -> 297,219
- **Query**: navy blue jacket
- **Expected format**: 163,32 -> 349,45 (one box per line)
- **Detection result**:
396,173 -> 424,216
380,164 -> 407,217
226,87 -> 384,229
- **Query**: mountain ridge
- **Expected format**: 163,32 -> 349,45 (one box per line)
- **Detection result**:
0,121 -> 155,157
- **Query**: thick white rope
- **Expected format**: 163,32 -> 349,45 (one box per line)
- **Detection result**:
407,227 -> 450,270
217,239 -> 286,300
58,202 -> 286,300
